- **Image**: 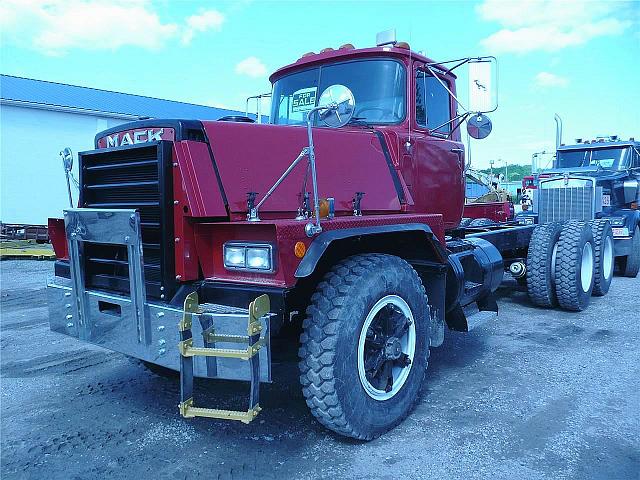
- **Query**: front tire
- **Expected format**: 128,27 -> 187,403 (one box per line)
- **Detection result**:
555,222 -> 595,311
298,254 -> 430,440
526,222 -> 563,308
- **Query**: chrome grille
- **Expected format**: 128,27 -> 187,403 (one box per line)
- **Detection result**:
538,185 -> 594,223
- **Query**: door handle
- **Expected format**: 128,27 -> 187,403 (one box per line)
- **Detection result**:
450,148 -> 463,154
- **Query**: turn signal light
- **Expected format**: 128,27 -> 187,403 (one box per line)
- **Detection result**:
631,202 -> 638,210
294,241 -> 306,258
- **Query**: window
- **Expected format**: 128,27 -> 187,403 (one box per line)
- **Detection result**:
271,59 -> 406,126
556,147 -> 631,170
416,70 -> 452,134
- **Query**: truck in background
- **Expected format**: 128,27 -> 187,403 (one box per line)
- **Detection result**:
518,135 -> 640,278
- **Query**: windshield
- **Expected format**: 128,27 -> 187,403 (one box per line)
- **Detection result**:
271,59 -> 406,126
555,147 -> 631,170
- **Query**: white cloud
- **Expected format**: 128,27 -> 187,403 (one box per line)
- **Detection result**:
477,0 -> 631,54
181,10 -> 224,45
235,56 -> 267,78
0,0 -> 224,55
534,72 -> 569,88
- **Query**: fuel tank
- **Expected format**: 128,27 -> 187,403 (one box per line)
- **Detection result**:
445,237 -> 503,310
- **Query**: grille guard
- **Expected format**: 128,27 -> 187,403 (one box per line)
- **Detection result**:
49,207 -> 272,382
64,208 -> 150,343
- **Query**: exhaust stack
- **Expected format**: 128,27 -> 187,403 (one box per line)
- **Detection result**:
554,113 -> 563,150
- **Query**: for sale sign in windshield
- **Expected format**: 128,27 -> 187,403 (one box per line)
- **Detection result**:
291,87 -> 317,113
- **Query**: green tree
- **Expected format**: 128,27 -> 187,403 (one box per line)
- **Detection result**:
477,163 -> 531,182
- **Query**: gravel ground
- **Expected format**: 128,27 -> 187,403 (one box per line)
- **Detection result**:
1,260 -> 638,480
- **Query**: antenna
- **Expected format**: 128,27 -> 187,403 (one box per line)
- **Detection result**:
408,27 -> 412,146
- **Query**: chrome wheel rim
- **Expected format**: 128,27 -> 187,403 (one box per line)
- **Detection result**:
357,295 -> 416,401
581,242 -> 594,292
603,235 -> 614,281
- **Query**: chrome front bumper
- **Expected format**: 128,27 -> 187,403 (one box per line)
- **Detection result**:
47,208 -> 271,381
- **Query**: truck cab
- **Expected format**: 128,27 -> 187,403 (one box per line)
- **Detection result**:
48,37 -> 555,440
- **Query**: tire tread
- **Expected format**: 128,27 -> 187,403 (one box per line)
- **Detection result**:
298,253 -> 428,440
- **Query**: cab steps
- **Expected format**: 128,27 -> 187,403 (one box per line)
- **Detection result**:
177,292 -> 270,424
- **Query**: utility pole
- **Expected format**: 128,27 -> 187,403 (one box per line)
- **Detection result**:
489,159 -> 494,179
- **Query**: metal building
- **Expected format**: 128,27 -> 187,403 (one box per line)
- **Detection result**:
0,75 -> 243,224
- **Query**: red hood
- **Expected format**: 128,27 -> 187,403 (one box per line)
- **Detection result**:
202,121 -> 404,217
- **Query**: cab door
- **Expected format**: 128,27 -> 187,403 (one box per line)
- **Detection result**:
411,64 -> 465,229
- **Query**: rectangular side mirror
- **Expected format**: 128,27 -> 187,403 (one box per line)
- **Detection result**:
468,57 -> 497,113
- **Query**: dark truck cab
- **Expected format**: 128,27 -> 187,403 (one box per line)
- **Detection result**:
519,137 -> 640,276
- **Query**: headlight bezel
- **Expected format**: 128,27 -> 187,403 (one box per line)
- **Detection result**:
223,242 -> 276,273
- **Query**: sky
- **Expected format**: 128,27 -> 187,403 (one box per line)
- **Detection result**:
1,0 -> 639,169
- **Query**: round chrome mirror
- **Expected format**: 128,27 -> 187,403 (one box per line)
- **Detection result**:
60,147 -> 73,172
317,84 -> 355,128
467,114 -> 492,139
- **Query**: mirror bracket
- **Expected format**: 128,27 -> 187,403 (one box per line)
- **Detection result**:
246,85 -> 355,234
59,147 -> 74,207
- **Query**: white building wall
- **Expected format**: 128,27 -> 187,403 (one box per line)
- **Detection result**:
0,105 -> 127,224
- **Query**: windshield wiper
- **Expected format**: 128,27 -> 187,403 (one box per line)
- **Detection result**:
347,116 -> 374,128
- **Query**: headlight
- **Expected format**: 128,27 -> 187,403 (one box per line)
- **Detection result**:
606,217 -> 625,226
246,247 -> 271,270
223,243 -> 274,272
224,246 -> 246,268
517,216 -> 535,225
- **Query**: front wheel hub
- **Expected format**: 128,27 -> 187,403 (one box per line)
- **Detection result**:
357,295 -> 416,401
384,338 -> 402,360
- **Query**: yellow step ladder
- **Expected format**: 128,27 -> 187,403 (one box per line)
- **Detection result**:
177,292 -> 270,424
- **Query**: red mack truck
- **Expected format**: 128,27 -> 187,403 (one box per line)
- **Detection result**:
47,34 -> 619,440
